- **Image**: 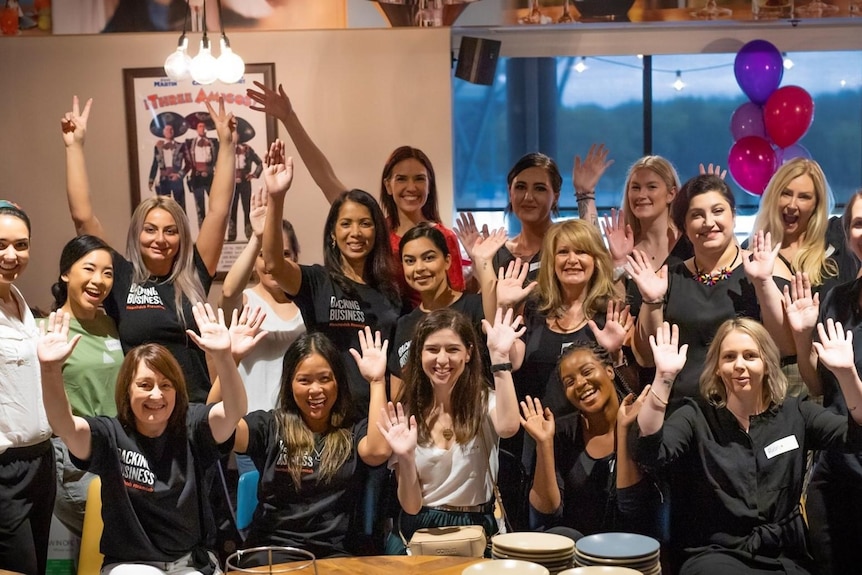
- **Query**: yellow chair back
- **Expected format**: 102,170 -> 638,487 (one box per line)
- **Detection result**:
77,476 -> 104,575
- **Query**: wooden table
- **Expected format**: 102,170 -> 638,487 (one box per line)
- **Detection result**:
229,555 -> 489,574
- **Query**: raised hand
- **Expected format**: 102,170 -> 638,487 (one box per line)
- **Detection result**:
203,95 -> 237,146
742,230 -> 779,283
649,322 -> 688,380
228,305 -> 269,360
349,326 -> 389,384
248,187 -> 268,237
265,139 -> 286,167
470,227 -> 507,264
60,95 -> 92,148
37,311 -> 81,365
814,319 -> 856,374
626,250 -> 668,304
698,162 -> 727,180
602,208 -> 634,265
247,81 -> 293,123
454,212 -> 490,259
617,386 -> 650,429
588,300 -> 634,354
519,395 -> 555,443
481,307 -> 526,360
496,257 -> 537,309
376,402 -> 418,458
186,302 -> 231,354
783,272 -> 820,335
573,143 -> 614,193
263,150 -> 294,197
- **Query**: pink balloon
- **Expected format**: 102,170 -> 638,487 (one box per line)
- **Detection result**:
728,136 -> 778,196
730,102 -> 766,141
764,86 -> 815,149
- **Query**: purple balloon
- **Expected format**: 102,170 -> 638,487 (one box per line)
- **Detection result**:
781,143 -> 812,164
728,136 -> 778,196
730,102 -> 766,140
734,40 -> 784,105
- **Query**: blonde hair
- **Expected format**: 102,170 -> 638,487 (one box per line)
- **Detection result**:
621,156 -> 681,240
536,219 -> 617,320
699,318 -> 787,408
126,196 -> 207,325
750,158 -> 837,286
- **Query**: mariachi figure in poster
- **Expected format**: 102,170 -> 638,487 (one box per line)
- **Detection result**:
184,110 -> 219,228
229,116 -> 263,242
148,111 -> 190,210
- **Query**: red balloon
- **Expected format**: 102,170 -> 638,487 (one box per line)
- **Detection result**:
728,136 -> 778,196
764,86 -> 815,149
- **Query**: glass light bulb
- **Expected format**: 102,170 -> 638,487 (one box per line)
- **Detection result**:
190,39 -> 218,85
164,38 -> 191,81
217,38 -> 245,84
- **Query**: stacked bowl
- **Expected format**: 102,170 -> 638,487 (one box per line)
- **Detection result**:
573,533 -> 661,575
491,532 -> 576,574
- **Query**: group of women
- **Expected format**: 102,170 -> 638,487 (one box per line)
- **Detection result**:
1,83 -> 861,575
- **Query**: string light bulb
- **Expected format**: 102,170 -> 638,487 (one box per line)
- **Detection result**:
190,37 -> 219,85
672,70 -> 686,92
782,52 -> 794,70
164,36 -> 191,82
217,37 -> 245,84
574,57 -> 588,74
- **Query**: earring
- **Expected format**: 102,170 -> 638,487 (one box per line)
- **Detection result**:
330,237 -> 336,248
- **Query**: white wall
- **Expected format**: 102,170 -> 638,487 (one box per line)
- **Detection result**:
0,28 -> 453,310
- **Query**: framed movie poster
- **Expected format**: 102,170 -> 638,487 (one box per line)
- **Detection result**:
122,63 -> 276,276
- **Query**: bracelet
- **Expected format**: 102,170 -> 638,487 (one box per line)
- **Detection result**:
491,362 -> 513,373
642,296 -> 666,305
650,387 -> 669,407
575,191 -> 596,201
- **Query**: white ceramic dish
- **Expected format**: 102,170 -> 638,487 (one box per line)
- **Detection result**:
575,533 -> 660,560
558,567 -> 643,575
492,532 -> 576,554
462,559 -> 551,575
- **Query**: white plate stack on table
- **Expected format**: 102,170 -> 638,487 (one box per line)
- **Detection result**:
490,532 -> 576,574
573,533 -> 661,575
559,567 -> 643,575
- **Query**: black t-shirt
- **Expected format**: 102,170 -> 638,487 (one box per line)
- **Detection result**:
241,410 -> 369,558
104,249 -> 214,403
72,404 -> 231,567
493,245 -> 541,285
662,262 -> 760,407
387,293 -> 487,380
291,265 -> 400,413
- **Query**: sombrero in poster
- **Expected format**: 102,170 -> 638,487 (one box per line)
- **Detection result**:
185,110 -> 216,131
235,116 -> 256,144
149,111 -> 189,138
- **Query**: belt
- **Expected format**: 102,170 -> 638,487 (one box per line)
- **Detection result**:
0,438 -> 52,464
424,501 -> 494,514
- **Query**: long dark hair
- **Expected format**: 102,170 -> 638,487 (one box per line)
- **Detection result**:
115,344 -> 189,437
671,174 -> 736,234
380,146 -> 440,230
274,332 -> 355,489
0,200 -> 30,235
323,189 -> 400,305
401,308 -> 488,446
51,235 -> 113,310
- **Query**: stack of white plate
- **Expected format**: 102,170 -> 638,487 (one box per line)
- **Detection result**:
574,533 -> 661,575
491,532 -> 576,575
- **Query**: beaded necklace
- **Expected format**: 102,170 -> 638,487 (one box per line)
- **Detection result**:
692,246 -> 740,286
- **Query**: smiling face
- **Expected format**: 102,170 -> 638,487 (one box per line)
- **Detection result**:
332,200 -> 375,266
421,328 -> 472,390
559,348 -> 616,414
292,352 -> 338,432
62,249 -> 113,319
685,191 -> 735,254
627,167 -> 676,222
553,239 -> 595,290
0,214 -> 30,291
401,236 -> 451,295
777,174 -> 817,241
509,167 -> 558,225
385,158 -> 429,217
139,207 -> 180,276
717,329 -> 765,400
129,361 -> 176,437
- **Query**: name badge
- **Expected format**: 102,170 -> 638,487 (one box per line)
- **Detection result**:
529,261 -> 540,273
105,338 -> 122,352
764,435 -> 799,459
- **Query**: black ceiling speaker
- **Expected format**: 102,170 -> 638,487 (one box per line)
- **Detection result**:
455,36 -> 502,86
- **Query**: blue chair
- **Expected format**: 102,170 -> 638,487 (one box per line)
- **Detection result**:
236,470 -> 260,531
